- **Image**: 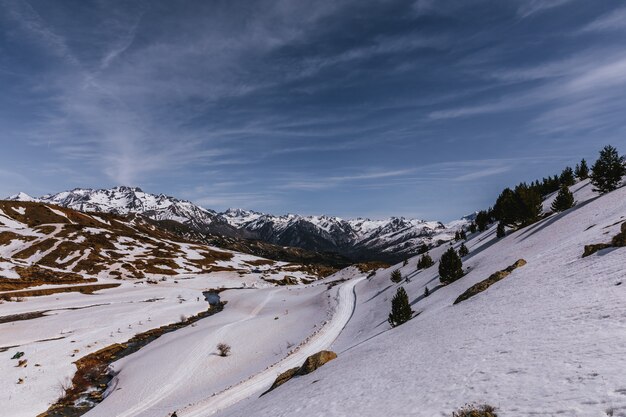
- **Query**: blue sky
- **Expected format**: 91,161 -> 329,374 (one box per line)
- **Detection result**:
1,0 -> 625,221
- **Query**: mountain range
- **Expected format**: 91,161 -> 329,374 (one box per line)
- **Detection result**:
8,186 -> 469,263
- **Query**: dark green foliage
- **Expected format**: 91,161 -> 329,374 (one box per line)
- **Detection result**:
452,403 -> 498,417
590,145 -> 626,193
417,244 -> 429,255
551,185 -> 575,212
575,159 -> 589,180
390,269 -> 402,283
459,229 -> 467,240
496,222 -> 506,238
559,166 -> 576,186
458,243 -> 469,257
454,230 -> 462,241
475,210 -> 490,232
403,259 -> 408,266
469,222 -> 477,234
388,287 -> 412,328
423,286 -> 429,297
493,184 -> 542,227
439,247 -> 463,284
417,253 -> 434,270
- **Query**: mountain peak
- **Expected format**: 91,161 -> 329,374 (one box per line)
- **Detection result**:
7,192 -> 36,202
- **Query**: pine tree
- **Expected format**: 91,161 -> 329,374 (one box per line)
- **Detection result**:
469,222 -> 477,233
551,184 -> 575,212
559,166 -> 575,186
460,229 -> 467,240
423,286 -> 430,297
575,159 -> 589,180
417,253 -> 434,270
403,259 -> 408,266
388,286 -> 412,328
475,210 -> 490,232
590,145 -> 626,193
390,269 -> 402,283
515,184 -> 542,226
439,247 -> 463,284
496,222 -> 506,238
454,230 -> 461,241
458,243 -> 469,257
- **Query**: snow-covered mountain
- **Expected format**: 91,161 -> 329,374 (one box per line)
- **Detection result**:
8,187 -> 469,262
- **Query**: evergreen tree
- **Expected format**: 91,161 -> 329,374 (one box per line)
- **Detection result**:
460,229 -> 467,240
454,230 -> 461,241
515,184 -> 542,226
403,259 -> 408,266
494,185 -> 542,227
469,222 -> 477,233
417,244 -> 429,255
496,222 -> 506,238
475,210 -> 490,232
390,269 -> 402,283
590,145 -> 626,193
388,286 -> 412,327
458,243 -> 469,257
575,159 -> 589,180
551,185 -> 575,212
423,286 -> 430,297
417,253 -> 434,270
439,247 -> 464,284
559,166 -> 576,186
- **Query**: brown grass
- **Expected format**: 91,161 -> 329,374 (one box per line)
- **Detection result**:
0,265 -> 92,291
0,283 -> 119,298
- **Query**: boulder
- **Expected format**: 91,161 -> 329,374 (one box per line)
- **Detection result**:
263,350 -> 337,395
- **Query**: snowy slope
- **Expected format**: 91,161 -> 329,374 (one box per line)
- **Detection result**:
215,181 -> 626,417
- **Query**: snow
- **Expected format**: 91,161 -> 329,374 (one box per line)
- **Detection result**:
219,181 -> 626,417
3,180 -> 626,417
0,260 -> 20,278
0,208 -> 28,230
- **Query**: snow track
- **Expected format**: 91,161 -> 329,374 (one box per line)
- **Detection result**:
111,289 -> 279,417
179,277 -> 364,417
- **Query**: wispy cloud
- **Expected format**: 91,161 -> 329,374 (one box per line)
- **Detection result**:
517,0 -> 573,18
582,6 -> 626,32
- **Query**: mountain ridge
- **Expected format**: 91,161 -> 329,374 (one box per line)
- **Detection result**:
8,186 -> 470,263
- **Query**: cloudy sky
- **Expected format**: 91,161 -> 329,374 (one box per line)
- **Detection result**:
1,0 -> 625,220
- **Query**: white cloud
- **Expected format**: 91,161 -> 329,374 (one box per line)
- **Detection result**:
517,0 -> 573,18
582,6 -> 626,32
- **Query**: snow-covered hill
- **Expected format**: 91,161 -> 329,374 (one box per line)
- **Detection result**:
3,179 -> 626,417
0,200 -> 319,283
215,179 -> 626,417
9,187 -> 469,263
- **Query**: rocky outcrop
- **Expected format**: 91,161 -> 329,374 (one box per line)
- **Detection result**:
263,350 -> 337,395
454,259 -> 527,305
583,222 -> 626,257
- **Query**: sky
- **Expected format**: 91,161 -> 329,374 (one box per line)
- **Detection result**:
1,0 -> 625,221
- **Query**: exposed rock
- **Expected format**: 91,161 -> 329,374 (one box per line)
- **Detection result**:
454,259 -> 527,305
263,350 -> 337,395
298,350 -> 337,375
582,221 -> 626,257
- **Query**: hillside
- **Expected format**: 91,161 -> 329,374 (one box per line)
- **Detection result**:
3,180 -> 625,417
0,200 -> 324,287
9,187 -> 468,263
216,179 -> 626,417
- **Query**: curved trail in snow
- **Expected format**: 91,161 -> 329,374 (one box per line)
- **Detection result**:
112,289 -> 279,417
179,277 -> 364,417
